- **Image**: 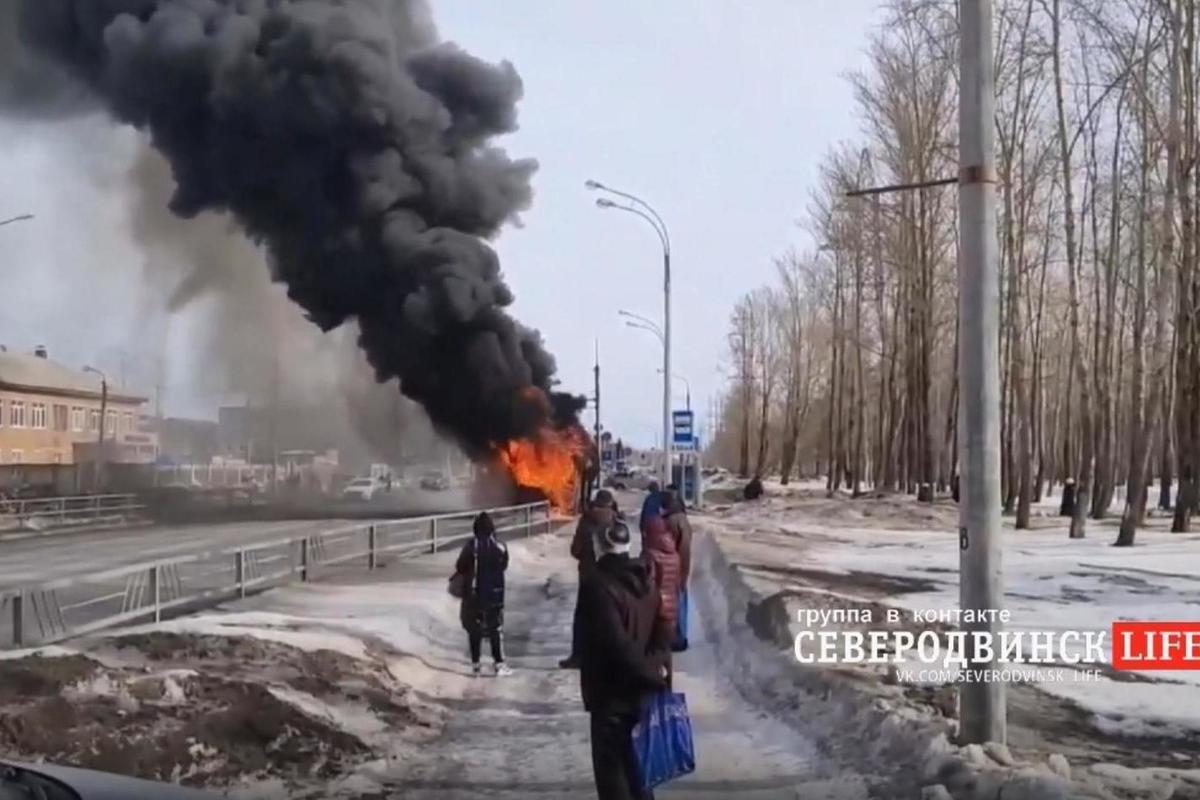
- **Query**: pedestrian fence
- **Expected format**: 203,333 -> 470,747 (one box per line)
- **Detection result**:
0,501 -> 552,649
0,493 -> 145,534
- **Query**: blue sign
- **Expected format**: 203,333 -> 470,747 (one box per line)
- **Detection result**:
672,410 -> 695,448
601,444 -> 616,467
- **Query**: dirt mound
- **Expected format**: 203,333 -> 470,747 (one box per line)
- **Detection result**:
0,632 -> 436,791
0,654 -> 101,701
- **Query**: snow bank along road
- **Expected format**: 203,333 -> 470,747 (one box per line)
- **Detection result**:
705,483 -> 1200,800
0,515 -> 932,799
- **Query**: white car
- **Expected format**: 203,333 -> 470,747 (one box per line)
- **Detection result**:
342,477 -> 382,501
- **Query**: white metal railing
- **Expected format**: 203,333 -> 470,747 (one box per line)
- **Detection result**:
0,493 -> 144,532
153,464 -> 275,488
0,501 -> 553,648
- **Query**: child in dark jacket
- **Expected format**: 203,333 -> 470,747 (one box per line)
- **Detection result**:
456,512 -> 512,677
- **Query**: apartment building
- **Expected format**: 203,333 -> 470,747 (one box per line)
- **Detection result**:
0,347 -> 157,465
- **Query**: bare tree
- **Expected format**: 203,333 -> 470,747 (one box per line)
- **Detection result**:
727,296 -> 757,478
752,288 -> 779,476
776,251 -> 819,484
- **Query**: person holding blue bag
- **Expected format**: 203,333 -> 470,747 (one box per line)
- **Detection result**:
578,520 -> 673,800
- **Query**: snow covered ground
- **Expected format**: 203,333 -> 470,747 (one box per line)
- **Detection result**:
0,517 -> 921,799
9,483 -> 1200,798
703,483 -> 1200,798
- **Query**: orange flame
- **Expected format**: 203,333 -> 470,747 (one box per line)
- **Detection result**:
497,425 -> 591,511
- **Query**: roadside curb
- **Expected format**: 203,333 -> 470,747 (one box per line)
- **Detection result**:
0,519 -> 153,544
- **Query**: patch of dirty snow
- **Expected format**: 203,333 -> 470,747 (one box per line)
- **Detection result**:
266,684 -> 389,739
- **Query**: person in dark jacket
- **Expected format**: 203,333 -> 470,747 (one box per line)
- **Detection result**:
579,521 -> 671,800
661,489 -> 694,651
456,512 -> 512,677
561,490 -> 619,669
743,475 -> 764,501
639,481 -> 663,532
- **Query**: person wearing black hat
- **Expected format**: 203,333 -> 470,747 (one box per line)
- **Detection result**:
578,520 -> 671,799
456,511 -> 512,677
560,489 -> 619,669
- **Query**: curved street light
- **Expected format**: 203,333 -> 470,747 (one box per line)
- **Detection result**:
625,319 -> 665,346
618,309 -> 663,336
657,369 -> 691,411
589,180 -> 673,486
587,181 -> 671,254
0,214 -> 33,228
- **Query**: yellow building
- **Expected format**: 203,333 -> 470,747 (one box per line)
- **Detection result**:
0,348 -> 157,466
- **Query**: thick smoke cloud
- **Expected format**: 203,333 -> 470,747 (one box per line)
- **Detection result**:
130,144 -> 438,467
0,1 -> 96,118
16,0 -> 584,457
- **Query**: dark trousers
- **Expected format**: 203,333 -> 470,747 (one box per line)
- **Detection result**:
588,714 -> 652,800
569,579 -> 585,658
468,605 -> 505,664
469,629 -> 504,664
590,711 -> 654,800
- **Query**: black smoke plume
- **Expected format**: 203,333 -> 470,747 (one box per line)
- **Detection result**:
16,0 -> 584,457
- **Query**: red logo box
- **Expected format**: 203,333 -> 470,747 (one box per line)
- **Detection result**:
1112,622 -> 1200,670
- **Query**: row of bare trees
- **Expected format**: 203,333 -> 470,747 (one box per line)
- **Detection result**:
709,0 -> 1200,544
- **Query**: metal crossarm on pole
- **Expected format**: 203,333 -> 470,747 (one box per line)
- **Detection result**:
844,176 -> 958,197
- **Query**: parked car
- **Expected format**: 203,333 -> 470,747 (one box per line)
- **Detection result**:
341,476 -> 382,501
702,467 -> 732,484
419,472 -> 449,491
605,468 -> 655,491
0,760 -> 219,799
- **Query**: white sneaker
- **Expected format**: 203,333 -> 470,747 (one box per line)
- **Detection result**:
494,662 -> 513,677
471,663 -> 482,677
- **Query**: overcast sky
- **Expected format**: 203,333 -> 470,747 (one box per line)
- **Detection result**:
0,1 -> 884,448
433,1 -> 884,446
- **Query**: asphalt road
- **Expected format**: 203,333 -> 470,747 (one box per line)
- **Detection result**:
0,518 -> 358,589
0,494 -> 543,649
0,487 -> 478,589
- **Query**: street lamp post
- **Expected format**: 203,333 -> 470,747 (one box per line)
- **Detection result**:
591,181 -> 673,487
83,366 -> 108,491
619,311 -> 670,477
658,369 -> 691,411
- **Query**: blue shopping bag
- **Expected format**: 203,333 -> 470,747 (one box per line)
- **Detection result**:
633,691 -> 696,789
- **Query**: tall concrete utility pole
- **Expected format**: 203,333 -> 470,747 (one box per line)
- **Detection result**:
84,366 -> 109,491
662,240 -> 672,489
594,340 -> 602,493
957,0 -> 1006,745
